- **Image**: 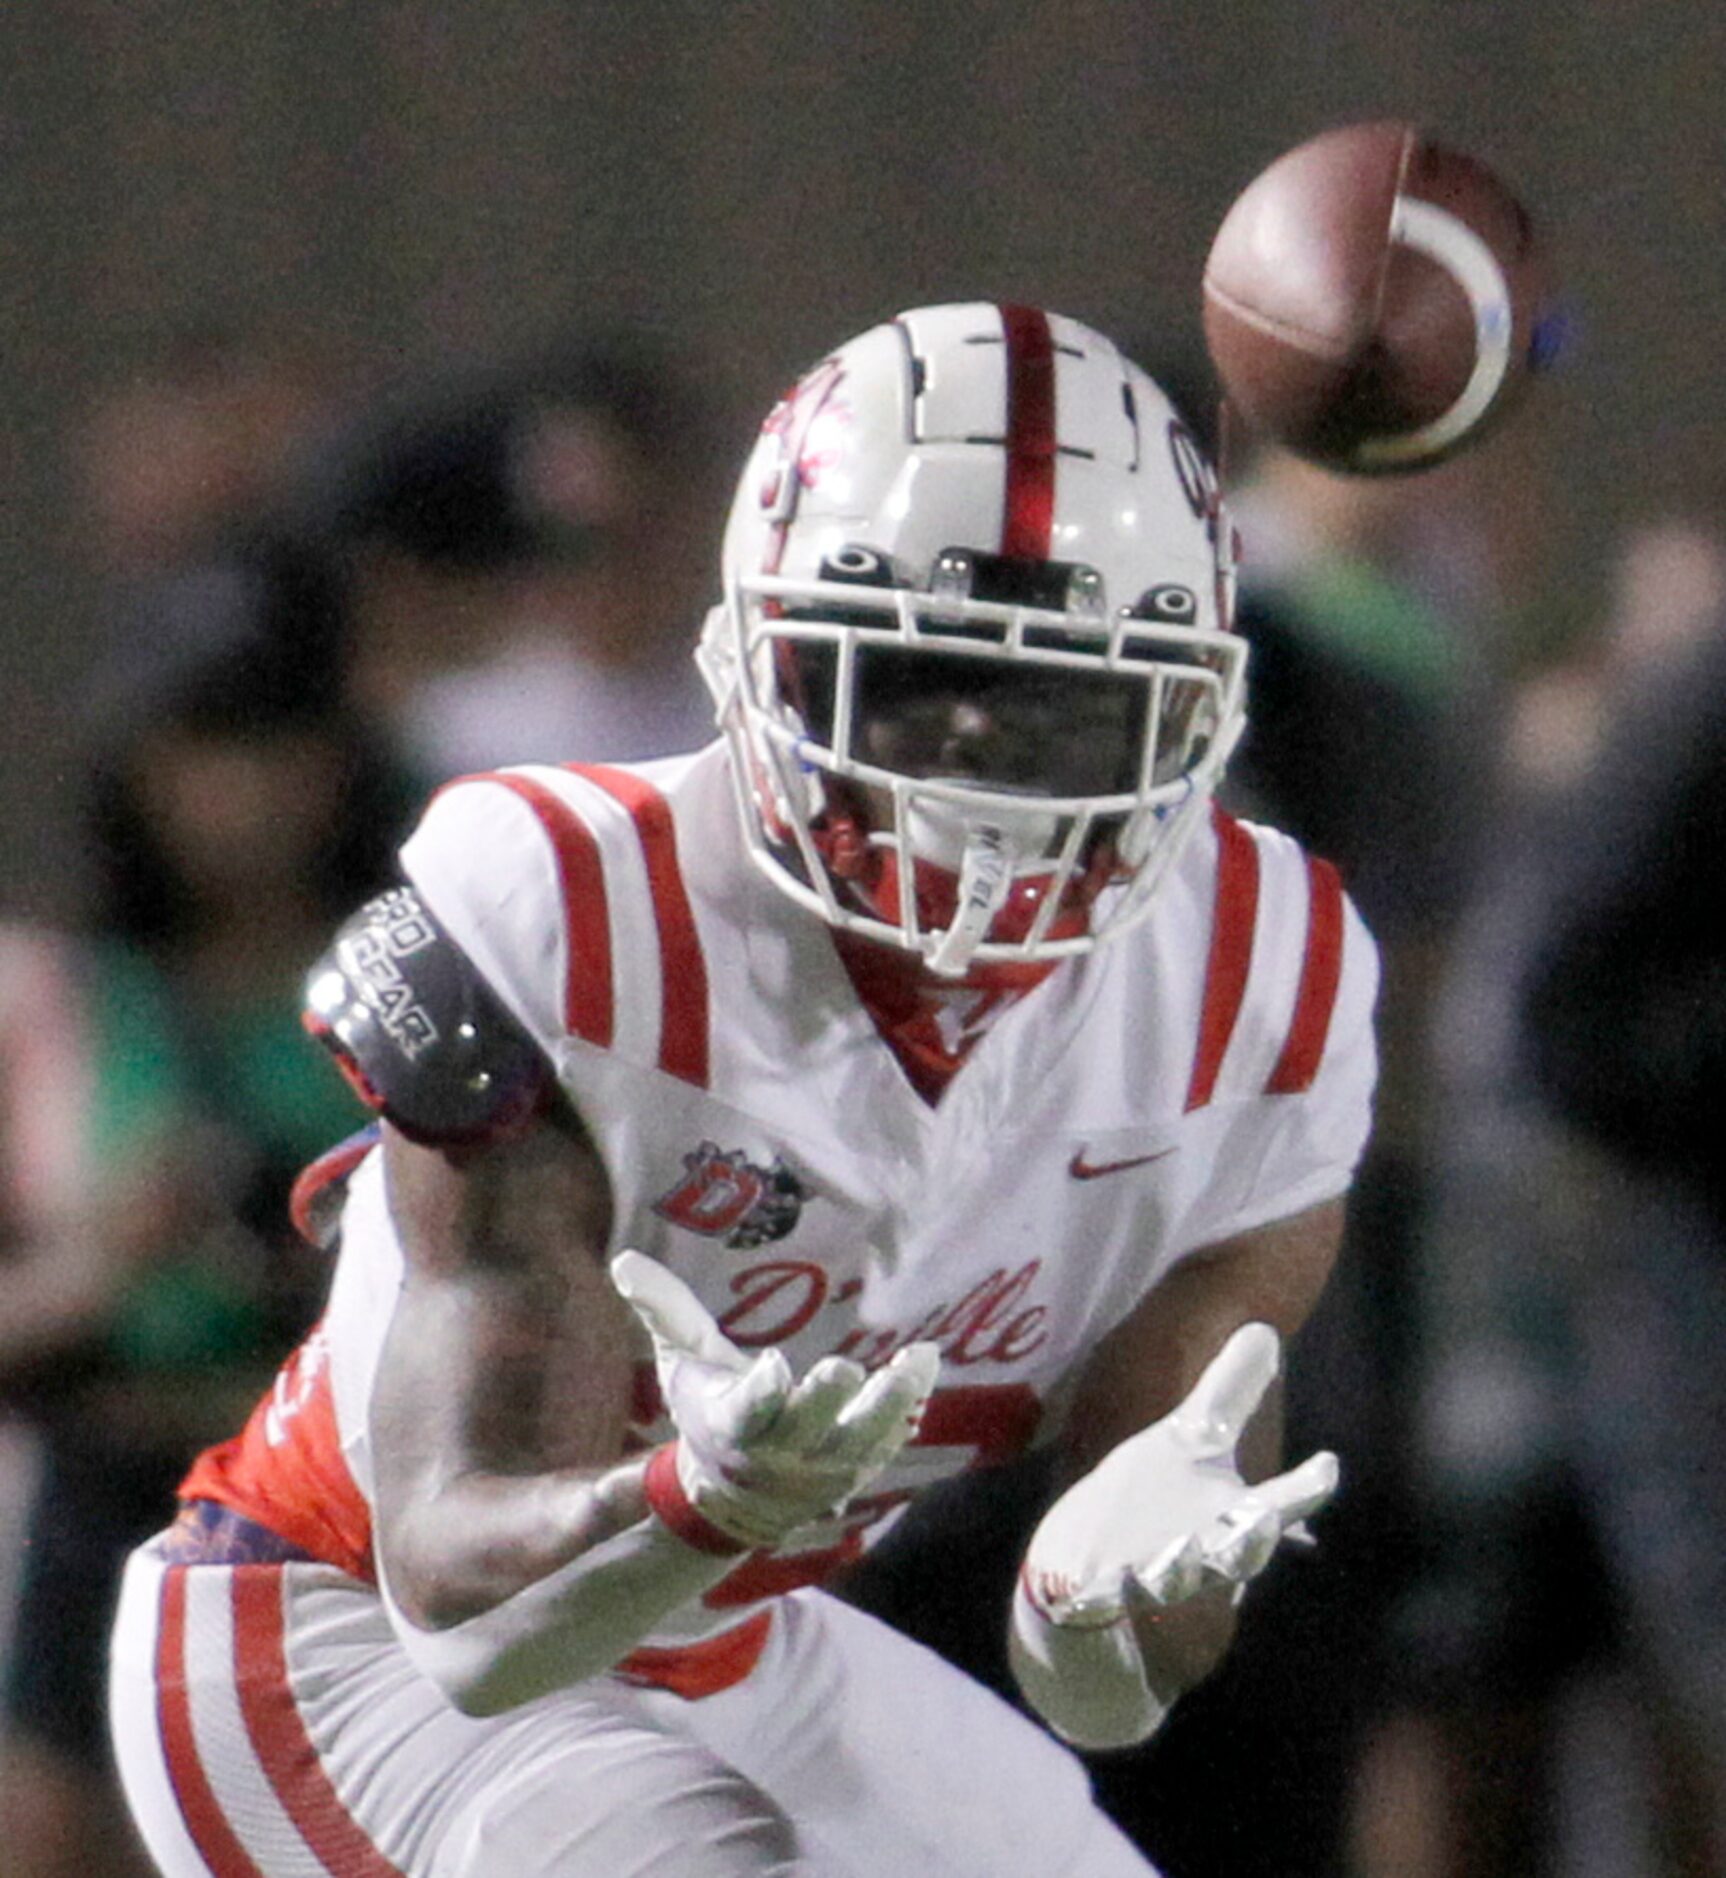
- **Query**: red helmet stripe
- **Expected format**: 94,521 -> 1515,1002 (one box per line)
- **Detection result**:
999,304 -> 1056,559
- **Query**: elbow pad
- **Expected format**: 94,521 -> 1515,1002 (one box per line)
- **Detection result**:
1008,1574 -> 1169,1752
303,885 -> 553,1146
378,1496 -> 739,1718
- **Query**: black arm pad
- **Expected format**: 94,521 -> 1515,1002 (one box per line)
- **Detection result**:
303,885 -> 554,1146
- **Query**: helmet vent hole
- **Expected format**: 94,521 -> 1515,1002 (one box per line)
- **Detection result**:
815,547 -> 901,595
1130,584 -> 1198,623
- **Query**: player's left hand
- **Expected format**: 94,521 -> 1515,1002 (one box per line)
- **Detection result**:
611,1249 -> 938,1550
1022,1322 -> 1338,1627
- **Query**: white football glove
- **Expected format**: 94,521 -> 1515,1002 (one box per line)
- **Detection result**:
1023,1321 -> 1339,1627
611,1249 -> 939,1551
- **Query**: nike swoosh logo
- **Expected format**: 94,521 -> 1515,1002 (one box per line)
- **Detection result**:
1068,1145 -> 1177,1181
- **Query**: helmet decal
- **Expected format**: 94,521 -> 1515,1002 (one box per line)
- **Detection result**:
1168,420 -> 1228,538
755,359 -> 850,575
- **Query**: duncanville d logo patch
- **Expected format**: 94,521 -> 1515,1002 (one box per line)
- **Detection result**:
653,1142 -> 807,1249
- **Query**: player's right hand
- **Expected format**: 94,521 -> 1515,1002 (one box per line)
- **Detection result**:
610,1249 -> 939,1551
1022,1322 -> 1338,1627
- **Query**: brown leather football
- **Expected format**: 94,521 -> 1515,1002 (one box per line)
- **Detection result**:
1202,121 -> 1553,473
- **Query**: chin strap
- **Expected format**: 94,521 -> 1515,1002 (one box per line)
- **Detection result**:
814,790 -> 1100,974
926,822 -> 1016,978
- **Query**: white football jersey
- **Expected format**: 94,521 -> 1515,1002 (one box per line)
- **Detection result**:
310,742 -> 1375,1661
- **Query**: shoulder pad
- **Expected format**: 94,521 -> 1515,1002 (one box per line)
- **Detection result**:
303,885 -> 553,1146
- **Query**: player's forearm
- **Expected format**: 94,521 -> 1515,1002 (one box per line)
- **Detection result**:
1011,1550 -> 1247,1751
384,1455 -> 652,1629
1129,1580 -> 1240,1701
1011,1315 -> 1336,1751
1009,1562 -> 1243,1753
378,1452 -> 742,1717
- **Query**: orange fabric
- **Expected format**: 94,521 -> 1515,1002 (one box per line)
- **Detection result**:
702,1532 -> 866,1609
614,1611 -> 774,1700
178,1327 -> 376,1584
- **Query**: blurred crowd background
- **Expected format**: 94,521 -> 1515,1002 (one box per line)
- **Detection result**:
3,6 -> 1724,1875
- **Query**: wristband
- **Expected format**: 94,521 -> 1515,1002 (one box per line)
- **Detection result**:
378,1480 -> 741,1717
643,1442 -> 751,1557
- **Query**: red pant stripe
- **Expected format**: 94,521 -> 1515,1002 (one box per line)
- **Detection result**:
155,1569 -> 268,1878
230,1567 -> 408,1878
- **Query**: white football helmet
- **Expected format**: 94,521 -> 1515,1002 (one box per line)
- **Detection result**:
699,303 -> 1246,977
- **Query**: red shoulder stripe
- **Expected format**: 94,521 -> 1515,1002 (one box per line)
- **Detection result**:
1185,806 -> 1260,1112
487,772 -> 614,1048
1266,855 -> 1345,1095
999,304 -> 1056,559
156,1572 -> 267,1878
231,1571 -> 409,1877
568,765 -> 711,1088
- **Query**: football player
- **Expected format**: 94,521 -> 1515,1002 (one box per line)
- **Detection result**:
108,304 -> 1376,1877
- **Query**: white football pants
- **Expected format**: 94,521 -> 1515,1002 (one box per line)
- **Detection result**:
109,1534 -> 1159,1877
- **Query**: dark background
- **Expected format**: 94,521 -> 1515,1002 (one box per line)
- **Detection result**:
2,0 -> 1722,905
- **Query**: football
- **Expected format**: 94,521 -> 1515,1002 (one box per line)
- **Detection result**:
1201,120 -> 1554,473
